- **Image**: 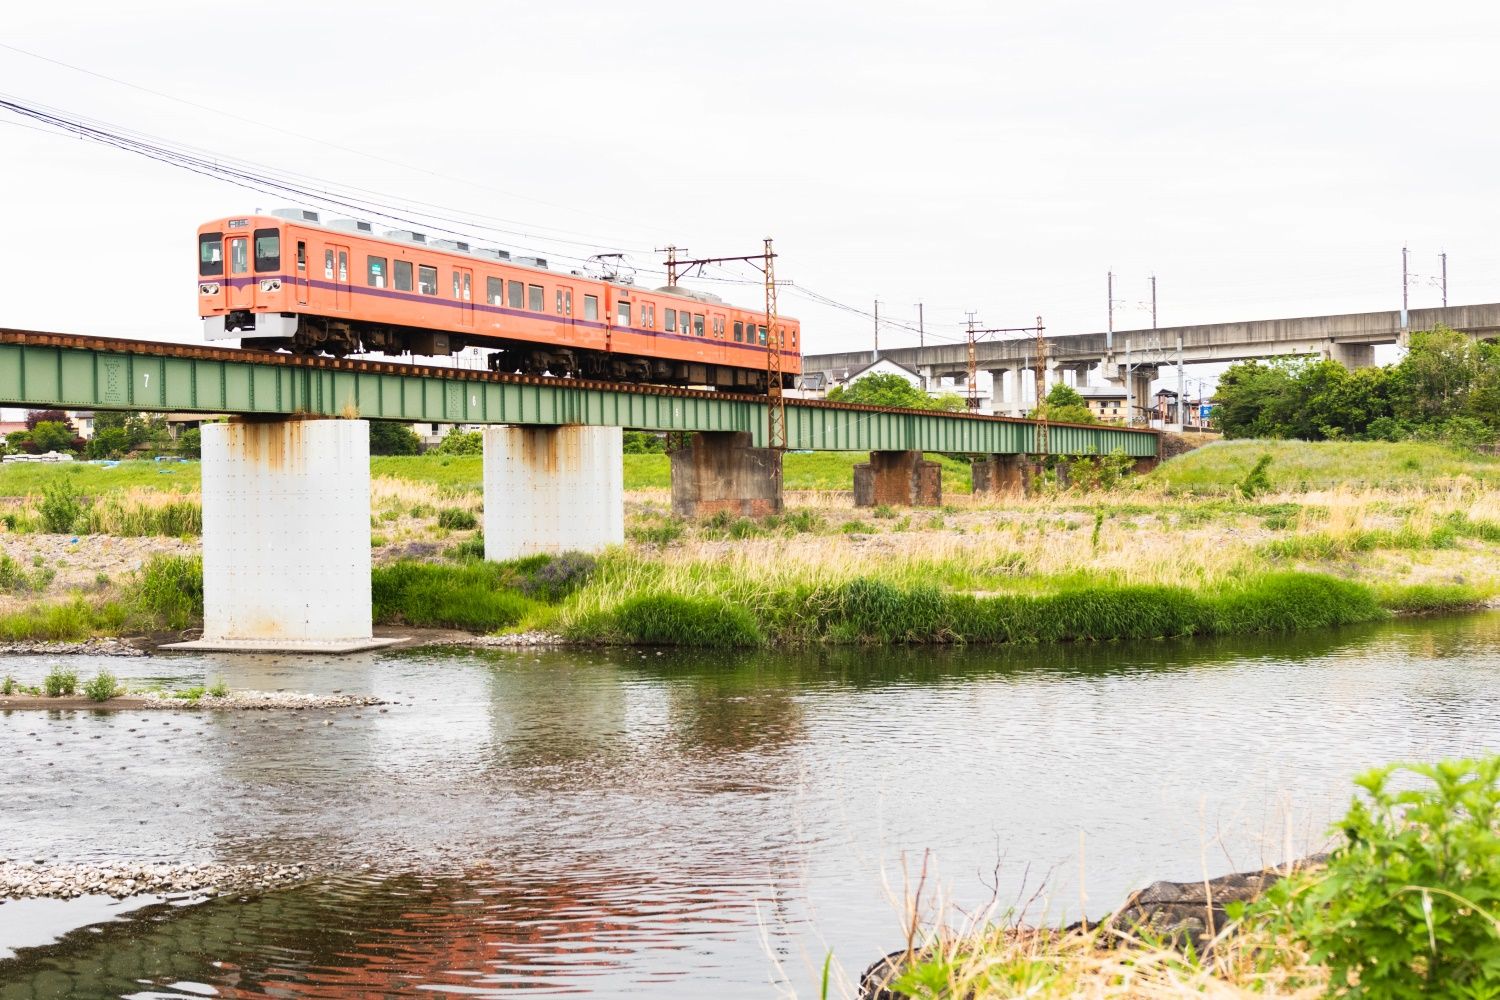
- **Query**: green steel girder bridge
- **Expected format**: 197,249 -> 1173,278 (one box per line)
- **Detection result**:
0,328 -> 1161,653
0,329 -> 1157,458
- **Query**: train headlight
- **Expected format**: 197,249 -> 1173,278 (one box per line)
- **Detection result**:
199,283 -> 220,295
258,279 -> 282,292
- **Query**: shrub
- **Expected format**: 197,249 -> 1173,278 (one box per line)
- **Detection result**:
433,430 -> 482,455
371,560 -> 535,631
37,481 -> 82,533
126,554 -> 204,631
1250,757 -> 1500,998
436,507 -> 478,530
610,594 -> 763,646
1236,453 -> 1274,499
516,551 -> 596,603
1,675 -> 14,695
207,679 -> 229,698
445,533 -> 486,561
43,667 -> 78,697
83,670 -> 119,702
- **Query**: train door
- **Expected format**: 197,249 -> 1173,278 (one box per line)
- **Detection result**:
453,267 -> 473,327
329,244 -> 350,310
226,234 -> 252,310
556,284 -> 574,338
294,239 -> 310,306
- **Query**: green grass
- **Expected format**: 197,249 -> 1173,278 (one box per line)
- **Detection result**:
0,461 -> 200,497
0,554 -> 201,641
1153,439 -> 1500,493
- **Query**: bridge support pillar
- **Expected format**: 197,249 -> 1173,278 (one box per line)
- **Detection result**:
854,451 -> 942,507
483,425 -> 624,560
971,453 -> 1031,497
1325,341 -> 1375,368
170,418 -> 393,653
670,431 -> 783,518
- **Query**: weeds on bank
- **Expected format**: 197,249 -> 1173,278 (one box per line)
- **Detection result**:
874,755 -> 1500,1000
82,670 -> 119,702
0,553 -> 202,641
372,552 -> 597,631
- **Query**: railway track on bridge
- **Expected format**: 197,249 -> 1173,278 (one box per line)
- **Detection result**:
0,327 -> 1110,428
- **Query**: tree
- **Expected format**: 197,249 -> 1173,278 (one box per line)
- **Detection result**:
1212,360 -> 1299,438
86,428 -> 131,459
827,373 -> 943,410
368,420 -> 422,456
29,421 -> 79,453
433,429 -> 482,455
1034,383 -> 1096,424
623,431 -> 667,453
178,427 -> 202,459
25,409 -> 69,431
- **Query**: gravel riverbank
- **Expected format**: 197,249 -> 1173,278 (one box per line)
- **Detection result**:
0,690 -> 386,711
0,860 -> 321,900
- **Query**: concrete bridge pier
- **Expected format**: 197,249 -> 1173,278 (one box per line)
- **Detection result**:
483,425 -> 624,560
1325,342 -> 1376,368
854,451 -> 942,507
670,431 -> 784,518
171,417 -> 395,653
971,453 -> 1033,497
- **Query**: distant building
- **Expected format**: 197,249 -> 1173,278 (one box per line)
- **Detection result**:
1078,386 -> 1127,424
830,356 -> 924,390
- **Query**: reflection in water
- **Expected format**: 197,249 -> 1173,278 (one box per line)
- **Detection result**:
0,612 -> 1497,998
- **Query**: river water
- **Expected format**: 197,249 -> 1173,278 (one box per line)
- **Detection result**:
1,613 -> 1498,998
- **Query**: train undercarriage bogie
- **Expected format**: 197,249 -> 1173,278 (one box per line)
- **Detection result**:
255,314 -> 784,393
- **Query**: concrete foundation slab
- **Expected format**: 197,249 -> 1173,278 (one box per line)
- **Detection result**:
854,451 -> 942,507
670,431 -> 783,518
162,637 -> 404,654
200,419 -> 375,647
484,425 -> 624,560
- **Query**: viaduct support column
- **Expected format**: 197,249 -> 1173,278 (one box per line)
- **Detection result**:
670,431 -> 784,518
971,453 -> 1029,497
854,451 -> 942,507
483,425 -> 624,560
174,418 -> 393,653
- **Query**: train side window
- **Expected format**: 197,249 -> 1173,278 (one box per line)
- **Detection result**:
556,290 -> 564,315
464,272 -> 471,301
617,301 -> 632,326
487,277 -> 503,305
733,321 -> 743,342
565,291 -> 572,316
693,314 -> 705,337
584,295 -> 599,321
253,229 -> 280,272
453,272 -> 462,298
394,260 -> 413,292
338,251 -> 348,282
528,284 -> 544,311
296,241 -> 306,272
664,308 -> 676,333
198,233 -> 224,276
229,237 -> 249,274
418,265 -> 438,295
508,280 -> 524,308
645,304 -> 655,328
759,325 -> 768,345
367,256 -> 387,288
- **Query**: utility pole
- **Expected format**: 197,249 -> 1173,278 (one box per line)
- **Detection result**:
1034,316 -> 1049,456
1176,334 -> 1185,430
1150,274 -> 1158,330
965,313 -> 979,410
1402,245 -> 1409,316
917,301 -> 925,349
656,245 -> 685,286
1107,270 -> 1114,352
764,238 -> 784,451
1441,252 -> 1448,308
873,299 -> 880,355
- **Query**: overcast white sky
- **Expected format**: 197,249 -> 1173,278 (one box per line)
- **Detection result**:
3,0 -> 1498,376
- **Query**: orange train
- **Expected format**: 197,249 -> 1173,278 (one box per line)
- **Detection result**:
196,209 -> 801,391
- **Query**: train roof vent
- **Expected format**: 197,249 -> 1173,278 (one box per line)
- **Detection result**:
271,207 -> 320,223
475,248 -> 511,262
514,256 -> 548,270
431,239 -> 471,252
327,218 -> 374,234
383,229 -> 428,244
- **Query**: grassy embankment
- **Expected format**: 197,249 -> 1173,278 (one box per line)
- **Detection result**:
2,440 -> 1497,645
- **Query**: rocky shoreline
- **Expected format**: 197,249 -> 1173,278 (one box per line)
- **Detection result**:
0,690 -> 387,711
860,855 -> 1328,1000
0,860 -> 321,901
0,637 -> 146,657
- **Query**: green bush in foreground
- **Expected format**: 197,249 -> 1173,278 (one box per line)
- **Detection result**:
1248,757 -> 1500,998
43,667 -> 77,697
608,594 -> 763,647
83,670 -> 119,702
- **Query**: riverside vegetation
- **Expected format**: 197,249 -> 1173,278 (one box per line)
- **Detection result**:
863,754 -> 1500,1000
0,440 -> 1496,647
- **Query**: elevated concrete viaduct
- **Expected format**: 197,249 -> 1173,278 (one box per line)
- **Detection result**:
807,302 -> 1500,416
0,329 -> 1157,651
